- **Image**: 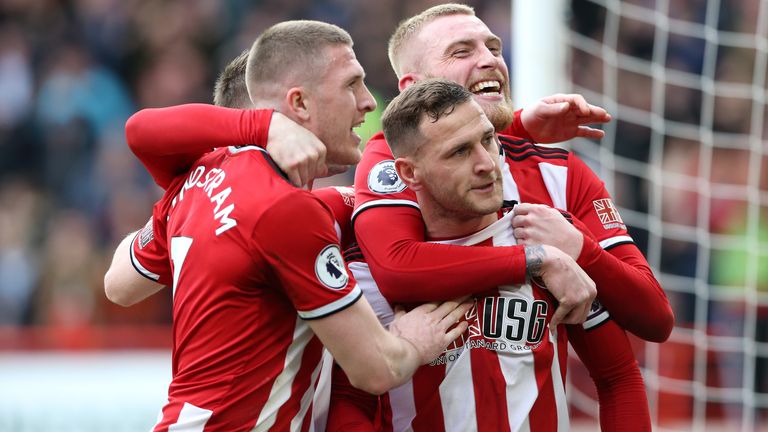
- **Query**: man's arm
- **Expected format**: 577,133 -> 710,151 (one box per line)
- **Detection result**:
104,231 -> 164,306
512,202 -> 674,342
308,299 -> 469,395
501,94 -> 611,143
567,322 -> 651,431
354,205 -> 525,299
126,105 -> 326,188
261,192 -> 470,394
354,206 -> 595,327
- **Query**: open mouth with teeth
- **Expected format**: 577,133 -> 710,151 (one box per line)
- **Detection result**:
469,80 -> 502,95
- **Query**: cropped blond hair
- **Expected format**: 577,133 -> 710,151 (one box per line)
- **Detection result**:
246,20 -> 353,103
387,3 -> 475,78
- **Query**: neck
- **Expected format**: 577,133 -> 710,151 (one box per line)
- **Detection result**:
421,204 -> 498,240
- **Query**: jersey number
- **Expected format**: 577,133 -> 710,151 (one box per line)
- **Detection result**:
170,236 -> 193,297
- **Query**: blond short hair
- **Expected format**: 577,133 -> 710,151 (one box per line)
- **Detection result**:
246,20 -> 353,103
387,3 -> 475,78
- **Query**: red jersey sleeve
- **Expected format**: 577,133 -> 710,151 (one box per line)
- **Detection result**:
566,155 -> 674,342
352,134 -> 527,303
353,132 -> 419,214
130,215 -> 172,287
326,361 -> 379,432
498,109 -> 534,142
312,186 -> 356,251
255,192 -> 362,319
125,104 -> 273,189
567,322 -> 651,431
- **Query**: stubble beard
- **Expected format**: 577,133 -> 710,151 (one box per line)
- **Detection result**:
481,98 -> 515,132
432,180 -> 504,223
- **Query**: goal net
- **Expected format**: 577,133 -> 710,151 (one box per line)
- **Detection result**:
514,0 -> 768,430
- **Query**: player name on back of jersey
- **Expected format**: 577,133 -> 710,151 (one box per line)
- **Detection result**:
171,165 -> 237,236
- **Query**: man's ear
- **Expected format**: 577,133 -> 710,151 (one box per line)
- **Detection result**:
395,157 -> 421,191
284,87 -> 310,122
398,73 -> 422,92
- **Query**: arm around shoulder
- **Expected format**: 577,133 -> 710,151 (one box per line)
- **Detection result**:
307,297 -> 469,395
354,206 -> 527,302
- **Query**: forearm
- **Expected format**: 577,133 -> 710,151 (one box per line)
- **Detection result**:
125,104 -> 272,188
104,232 -> 164,306
310,299 -> 421,395
578,240 -> 674,342
355,207 -> 527,303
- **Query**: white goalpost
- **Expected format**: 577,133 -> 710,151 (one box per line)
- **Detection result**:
513,1 -> 768,431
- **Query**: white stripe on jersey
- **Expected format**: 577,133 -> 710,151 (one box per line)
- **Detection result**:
130,232 -> 160,281
352,199 -> 420,220
333,220 -> 343,244
388,379 -> 417,432
430,211 -> 516,247
298,285 -> 362,320
290,357 -> 324,432
311,350 -> 335,432
254,317 -> 315,431
538,162 -> 568,210
500,155 -> 520,204
439,352 -> 478,431
550,329 -> 570,431
349,262 -> 396,327
599,235 -> 634,249
497,339 -> 539,432
167,402 -> 213,431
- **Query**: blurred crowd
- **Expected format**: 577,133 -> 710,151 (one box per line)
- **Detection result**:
0,0 -> 510,331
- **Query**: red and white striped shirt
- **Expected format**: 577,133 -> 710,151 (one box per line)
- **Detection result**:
350,212 -> 569,431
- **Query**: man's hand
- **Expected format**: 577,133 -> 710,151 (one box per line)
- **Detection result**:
524,245 -> 596,329
389,299 -> 472,364
512,203 -> 583,260
521,94 -> 611,143
266,112 -> 327,187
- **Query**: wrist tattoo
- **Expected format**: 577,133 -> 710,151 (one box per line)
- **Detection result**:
525,245 -> 545,277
